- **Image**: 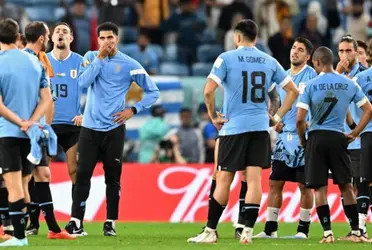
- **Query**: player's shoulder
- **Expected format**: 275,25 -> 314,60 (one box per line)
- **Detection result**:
70,51 -> 83,60
117,51 -> 144,69
355,67 -> 372,80
83,50 -> 98,59
304,65 -> 317,76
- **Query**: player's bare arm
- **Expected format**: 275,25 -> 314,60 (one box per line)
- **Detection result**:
273,80 -> 299,125
296,107 -> 307,148
204,79 -> 228,130
348,100 -> 372,143
268,86 -> 280,116
29,87 -> 53,124
45,100 -> 55,125
346,109 -> 356,128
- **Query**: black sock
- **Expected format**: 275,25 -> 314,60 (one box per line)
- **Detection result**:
0,188 -> 12,235
24,203 -> 30,228
316,205 -> 331,231
243,203 -> 260,228
9,199 -> 26,240
206,197 -> 226,230
264,221 -> 278,235
357,181 -> 370,215
237,181 -> 248,226
29,177 -> 40,228
297,220 -> 310,235
344,204 -> 359,231
209,180 -> 216,200
35,182 -> 61,233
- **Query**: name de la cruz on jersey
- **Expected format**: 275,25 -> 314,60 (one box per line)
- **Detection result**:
313,83 -> 349,91
238,56 -> 266,64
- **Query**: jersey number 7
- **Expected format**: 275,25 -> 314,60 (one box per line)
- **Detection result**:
242,71 -> 266,103
317,97 -> 338,125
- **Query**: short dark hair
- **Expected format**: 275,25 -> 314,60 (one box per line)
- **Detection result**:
357,40 -> 367,51
294,37 -> 313,55
339,34 -> 358,50
20,34 -> 27,46
0,18 -> 19,44
180,107 -> 192,114
25,21 -> 47,43
313,46 -> 334,65
234,19 -> 258,42
54,22 -> 73,34
97,22 -> 119,36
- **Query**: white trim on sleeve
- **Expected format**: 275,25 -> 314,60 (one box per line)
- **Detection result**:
279,75 -> 291,88
130,69 -> 148,76
208,73 -> 222,87
356,96 -> 368,108
296,102 -> 309,110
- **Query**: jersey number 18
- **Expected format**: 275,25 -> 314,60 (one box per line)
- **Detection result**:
242,71 -> 265,103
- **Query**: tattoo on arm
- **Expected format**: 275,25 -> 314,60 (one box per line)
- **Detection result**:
268,87 -> 280,115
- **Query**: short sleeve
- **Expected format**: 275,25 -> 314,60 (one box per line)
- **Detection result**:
272,60 -> 291,88
352,80 -> 368,108
208,55 -> 227,87
296,82 -> 311,110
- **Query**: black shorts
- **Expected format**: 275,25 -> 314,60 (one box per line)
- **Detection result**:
349,149 -> 361,180
218,131 -> 271,172
361,132 -> 372,183
52,124 -> 80,152
0,137 -> 33,176
305,130 -> 351,189
270,160 -> 305,184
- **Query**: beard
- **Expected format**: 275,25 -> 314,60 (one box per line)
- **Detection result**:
57,44 -> 66,50
291,60 -> 305,67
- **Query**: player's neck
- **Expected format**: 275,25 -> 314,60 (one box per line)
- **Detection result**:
322,66 -> 334,73
290,63 -> 306,75
236,42 -> 255,48
0,43 -> 17,50
52,48 -> 71,61
25,43 -> 41,55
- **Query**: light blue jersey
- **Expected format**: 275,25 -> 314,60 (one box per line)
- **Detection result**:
343,62 -> 367,149
354,68 -> 372,134
297,72 -> 367,133
47,51 -> 83,125
208,46 -> 291,136
272,65 -> 317,167
0,49 -> 49,138
79,51 -> 160,131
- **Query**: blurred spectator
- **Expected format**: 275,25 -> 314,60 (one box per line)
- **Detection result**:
151,135 -> 187,163
0,0 -> 30,31
197,104 -> 217,163
299,14 -> 324,50
307,0 -> 328,36
172,108 -> 204,163
162,0 -> 206,66
357,40 -> 368,67
136,0 -> 170,44
205,0 -> 233,28
268,16 -> 294,69
224,12 -> 244,51
138,105 -> 169,163
96,0 -> 131,28
125,30 -> 159,74
346,0 -> 370,42
16,34 -> 27,49
61,0 -> 91,55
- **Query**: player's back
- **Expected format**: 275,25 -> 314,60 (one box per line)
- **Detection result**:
0,49 -> 44,138
216,46 -> 289,135
281,65 -> 317,132
355,68 -> 372,133
48,52 -> 83,125
301,72 -> 364,133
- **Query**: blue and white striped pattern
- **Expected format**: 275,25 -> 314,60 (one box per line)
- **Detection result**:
80,76 -> 184,141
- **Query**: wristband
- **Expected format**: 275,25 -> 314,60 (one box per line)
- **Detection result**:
273,114 -> 282,123
349,122 -> 356,130
131,107 -> 137,115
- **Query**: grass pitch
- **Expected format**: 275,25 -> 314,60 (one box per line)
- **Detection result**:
16,222 -> 372,249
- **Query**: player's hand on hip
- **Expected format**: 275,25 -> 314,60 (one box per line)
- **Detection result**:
212,111 -> 228,131
113,108 -> 134,124
98,41 -> 115,59
346,133 -> 356,143
72,115 -> 83,126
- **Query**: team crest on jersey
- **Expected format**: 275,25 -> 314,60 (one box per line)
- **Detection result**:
70,69 -> 77,79
115,64 -> 121,73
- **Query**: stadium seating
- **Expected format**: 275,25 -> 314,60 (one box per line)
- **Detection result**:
122,26 -> 138,44
192,62 -> 213,76
163,44 -> 178,62
159,62 -> 189,76
201,28 -> 217,44
25,6 -> 57,23
196,44 -> 223,63
148,44 -> 164,61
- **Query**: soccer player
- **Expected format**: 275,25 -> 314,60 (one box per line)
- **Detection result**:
47,22 -> 83,200
357,40 -> 368,68
354,62 -> 372,238
336,35 -> 369,238
24,21 -> 75,240
187,19 -> 299,244
296,46 -> 372,243
254,37 -> 316,239
65,22 -> 160,237
0,18 -> 52,246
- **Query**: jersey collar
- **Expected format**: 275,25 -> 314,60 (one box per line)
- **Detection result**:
50,51 -> 72,62
289,64 -> 308,77
237,45 -> 256,50
346,61 -> 360,77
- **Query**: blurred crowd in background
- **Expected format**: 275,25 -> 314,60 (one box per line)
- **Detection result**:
3,0 -> 372,163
